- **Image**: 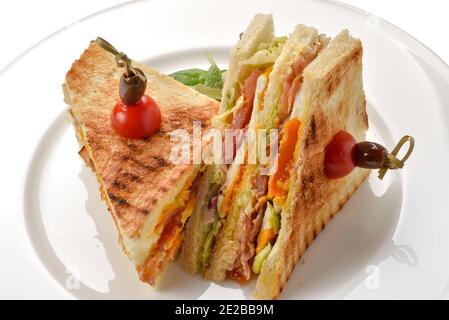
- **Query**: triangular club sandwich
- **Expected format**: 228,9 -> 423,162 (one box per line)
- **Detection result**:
180,18 -> 369,300
63,41 -> 219,286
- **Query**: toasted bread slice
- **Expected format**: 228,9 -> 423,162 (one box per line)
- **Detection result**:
204,24 -> 322,283
254,30 -> 369,299
63,42 -> 219,286
220,13 -> 274,114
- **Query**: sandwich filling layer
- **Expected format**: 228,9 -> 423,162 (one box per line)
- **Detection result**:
225,36 -> 328,281
251,37 -> 327,276
196,37 -> 286,275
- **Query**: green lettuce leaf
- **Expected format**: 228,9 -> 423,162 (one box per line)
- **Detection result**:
252,243 -> 272,274
200,220 -> 221,272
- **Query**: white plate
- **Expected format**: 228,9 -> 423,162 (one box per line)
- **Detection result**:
1,0 -> 449,299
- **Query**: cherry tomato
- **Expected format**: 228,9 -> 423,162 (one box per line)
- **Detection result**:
111,94 -> 161,139
324,130 -> 356,179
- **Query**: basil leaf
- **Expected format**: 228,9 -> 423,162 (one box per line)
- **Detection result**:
169,68 -> 207,86
169,53 -> 226,100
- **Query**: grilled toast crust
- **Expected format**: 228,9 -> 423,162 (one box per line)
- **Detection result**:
254,30 -> 369,299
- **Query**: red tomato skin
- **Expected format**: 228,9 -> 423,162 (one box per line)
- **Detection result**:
230,69 -> 261,129
111,94 -> 161,139
324,130 -> 356,179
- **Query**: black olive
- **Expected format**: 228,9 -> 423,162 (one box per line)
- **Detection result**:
354,141 -> 388,169
119,68 -> 147,105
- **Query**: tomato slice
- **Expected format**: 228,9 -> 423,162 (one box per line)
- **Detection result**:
230,69 -> 261,129
268,118 -> 301,198
279,73 -> 294,122
287,75 -> 302,110
279,54 -> 318,122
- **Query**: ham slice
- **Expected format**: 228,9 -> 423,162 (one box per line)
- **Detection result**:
231,203 -> 266,281
254,173 -> 268,197
203,196 -> 218,224
278,41 -> 325,123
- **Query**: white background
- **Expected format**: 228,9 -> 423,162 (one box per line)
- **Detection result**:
0,0 -> 449,72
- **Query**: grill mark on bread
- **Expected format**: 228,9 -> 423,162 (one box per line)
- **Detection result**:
110,160 -> 145,192
126,142 -> 139,150
325,58 -> 352,97
87,136 -> 102,152
121,172 -> 140,182
310,116 -> 317,139
304,115 -> 317,148
123,154 -> 171,175
154,156 -> 169,167
107,191 -> 131,208
299,174 -> 315,200
112,179 -> 127,190
129,158 -> 160,173
115,141 -> 172,178
351,47 -> 361,61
